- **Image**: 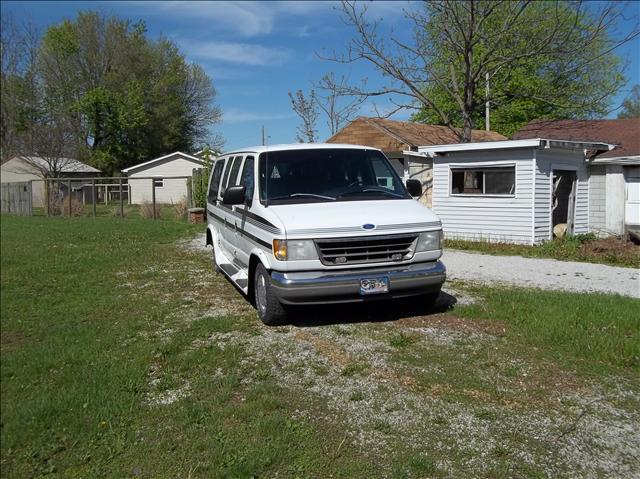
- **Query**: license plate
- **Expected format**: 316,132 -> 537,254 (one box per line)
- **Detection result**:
360,277 -> 389,295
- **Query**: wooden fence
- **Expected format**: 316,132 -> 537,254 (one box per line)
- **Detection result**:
1,182 -> 32,216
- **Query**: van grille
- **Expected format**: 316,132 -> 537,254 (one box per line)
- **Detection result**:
315,234 -> 418,266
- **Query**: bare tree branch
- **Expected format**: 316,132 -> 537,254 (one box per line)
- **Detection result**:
288,89 -> 319,142
320,0 -> 638,141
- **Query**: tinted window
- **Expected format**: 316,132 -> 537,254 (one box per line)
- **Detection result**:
220,157 -> 233,196
259,148 -> 409,203
240,156 -> 255,204
228,156 -> 243,188
208,160 -> 224,203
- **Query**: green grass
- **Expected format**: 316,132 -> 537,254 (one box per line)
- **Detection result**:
2,215 -> 639,477
0,216 -> 372,478
445,233 -> 640,268
455,284 -> 640,370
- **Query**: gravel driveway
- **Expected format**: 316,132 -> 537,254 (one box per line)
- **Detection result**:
443,250 -> 640,298
186,234 -> 638,298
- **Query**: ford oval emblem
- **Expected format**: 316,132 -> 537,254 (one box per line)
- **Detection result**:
362,223 -> 376,230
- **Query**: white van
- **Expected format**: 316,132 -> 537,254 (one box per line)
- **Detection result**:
205,144 -> 446,325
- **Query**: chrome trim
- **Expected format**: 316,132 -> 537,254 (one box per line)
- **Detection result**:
314,233 -> 418,266
270,261 -> 446,305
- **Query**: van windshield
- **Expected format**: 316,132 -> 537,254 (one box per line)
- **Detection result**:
258,148 -> 410,204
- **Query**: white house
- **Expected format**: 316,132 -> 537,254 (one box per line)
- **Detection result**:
0,156 -> 101,207
122,152 -> 204,204
514,118 -> 640,236
413,138 -> 615,245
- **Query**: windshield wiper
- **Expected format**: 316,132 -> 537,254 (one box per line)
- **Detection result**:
270,193 -> 336,201
338,188 -> 405,199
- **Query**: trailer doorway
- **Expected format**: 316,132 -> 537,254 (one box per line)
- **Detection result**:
552,170 -> 577,236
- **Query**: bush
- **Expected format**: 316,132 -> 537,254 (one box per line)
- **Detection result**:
48,195 -> 84,216
172,197 -> 189,220
110,206 -> 129,218
140,201 -> 158,219
191,147 -> 213,209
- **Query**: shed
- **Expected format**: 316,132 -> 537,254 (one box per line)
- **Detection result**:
326,117 -> 506,206
122,152 -> 204,204
416,139 -> 614,245
0,156 -> 101,208
514,118 -> 640,235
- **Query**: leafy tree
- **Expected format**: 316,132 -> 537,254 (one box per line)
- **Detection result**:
192,146 -> 213,209
329,1 -> 637,141
2,12 -> 222,173
618,85 -> 640,119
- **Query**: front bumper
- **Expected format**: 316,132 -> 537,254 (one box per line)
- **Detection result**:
270,261 -> 446,305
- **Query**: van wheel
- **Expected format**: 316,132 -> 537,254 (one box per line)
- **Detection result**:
211,247 -> 221,274
254,264 -> 287,326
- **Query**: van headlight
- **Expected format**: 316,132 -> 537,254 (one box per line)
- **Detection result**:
272,239 -> 318,261
416,230 -> 442,252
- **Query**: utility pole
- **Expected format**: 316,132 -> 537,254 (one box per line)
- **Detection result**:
261,126 -> 266,146
485,72 -> 490,131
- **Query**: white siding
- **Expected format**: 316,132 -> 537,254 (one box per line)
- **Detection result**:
407,157 -> 433,207
588,165 -> 607,235
432,149 -> 535,245
0,158 -> 45,207
127,155 -> 201,204
605,165 -> 625,234
535,149 -> 590,240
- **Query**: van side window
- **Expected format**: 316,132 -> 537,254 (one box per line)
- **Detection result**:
228,156 -> 243,188
208,160 -> 224,203
240,156 -> 255,205
220,156 -> 234,197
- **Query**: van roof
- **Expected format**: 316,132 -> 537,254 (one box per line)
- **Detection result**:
220,143 -> 382,156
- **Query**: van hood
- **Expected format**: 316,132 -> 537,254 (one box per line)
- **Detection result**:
269,199 -> 441,238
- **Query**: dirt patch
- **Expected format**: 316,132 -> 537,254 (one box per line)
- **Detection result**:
580,235 -> 640,268
399,314 -> 506,337
182,321 -> 639,477
0,329 -> 33,347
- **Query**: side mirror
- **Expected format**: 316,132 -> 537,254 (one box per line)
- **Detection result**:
222,185 -> 246,205
406,179 -> 422,197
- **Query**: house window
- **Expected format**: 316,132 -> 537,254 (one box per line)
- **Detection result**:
153,178 -> 164,188
451,166 -> 515,195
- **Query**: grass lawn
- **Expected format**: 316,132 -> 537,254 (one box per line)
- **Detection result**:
2,215 -> 639,478
445,234 -> 640,268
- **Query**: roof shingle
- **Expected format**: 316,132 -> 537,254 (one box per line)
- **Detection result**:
513,118 -> 640,159
327,117 -> 506,151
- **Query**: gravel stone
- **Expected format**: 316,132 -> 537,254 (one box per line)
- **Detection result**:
443,250 -> 639,298
180,233 -> 639,298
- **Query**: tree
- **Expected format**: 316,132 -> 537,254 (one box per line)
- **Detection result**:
288,89 -> 319,142
328,1 -> 638,141
618,85 -> 640,119
314,73 -> 365,136
2,12 -> 223,173
288,74 -> 364,141
0,15 -> 41,160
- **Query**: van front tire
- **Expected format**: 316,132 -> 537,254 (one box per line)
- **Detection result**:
254,263 -> 287,326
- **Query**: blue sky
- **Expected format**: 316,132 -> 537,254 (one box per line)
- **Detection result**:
2,1 -> 639,152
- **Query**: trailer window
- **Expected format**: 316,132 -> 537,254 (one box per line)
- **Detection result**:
451,166 -> 515,195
